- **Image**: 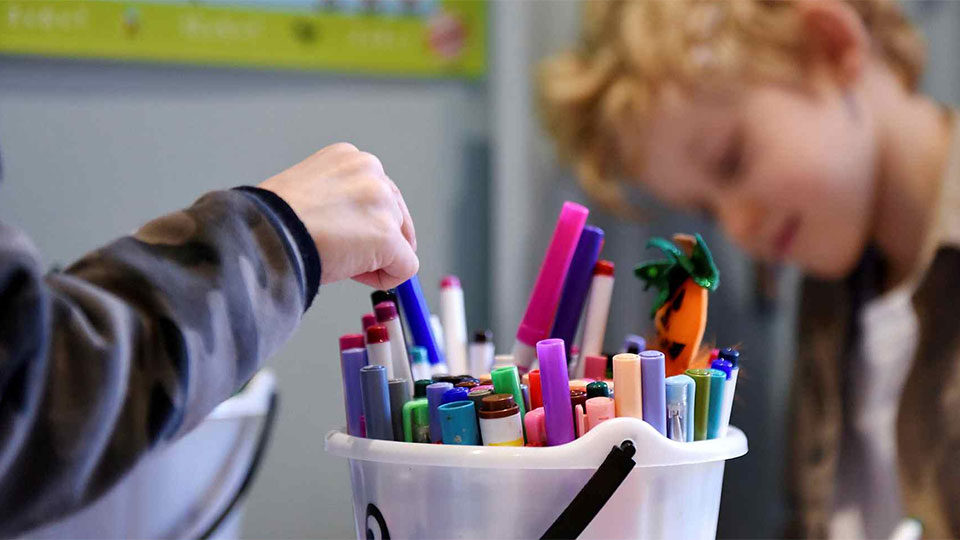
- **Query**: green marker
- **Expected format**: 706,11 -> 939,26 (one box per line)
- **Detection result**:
685,369 -> 714,441
491,366 -> 526,435
402,398 -> 430,443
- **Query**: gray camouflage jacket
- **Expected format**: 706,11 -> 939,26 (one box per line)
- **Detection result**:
0,187 -> 319,536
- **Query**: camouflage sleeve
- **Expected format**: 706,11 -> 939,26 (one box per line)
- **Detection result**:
0,188 -> 320,536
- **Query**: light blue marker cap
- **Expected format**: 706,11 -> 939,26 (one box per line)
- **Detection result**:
705,368 -> 726,439
665,374 -> 695,442
438,401 -> 480,445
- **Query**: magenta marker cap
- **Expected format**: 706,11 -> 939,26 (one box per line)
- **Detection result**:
339,333 -> 365,352
440,275 -> 461,289
361,313 -> 377,332
374,301 -> 399,322
537,338 -> 575,446
515,202 -> 589,347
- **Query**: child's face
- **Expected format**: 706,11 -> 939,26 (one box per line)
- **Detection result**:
633,82 -> 877,279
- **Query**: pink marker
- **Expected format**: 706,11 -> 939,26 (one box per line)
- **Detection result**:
575,404 -> 586,438
524,407 -> 547,446
511,202 -> 589,369
585,397 -> 615,433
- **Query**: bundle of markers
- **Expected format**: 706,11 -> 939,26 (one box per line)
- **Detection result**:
338,201 -> 741,447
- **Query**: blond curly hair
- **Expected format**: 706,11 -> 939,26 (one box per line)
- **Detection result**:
539,0 -> 926,212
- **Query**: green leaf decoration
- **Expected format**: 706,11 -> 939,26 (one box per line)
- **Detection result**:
634,233 -> 720,317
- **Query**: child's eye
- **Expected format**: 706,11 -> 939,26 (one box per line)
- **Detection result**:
715,126 -> 745,185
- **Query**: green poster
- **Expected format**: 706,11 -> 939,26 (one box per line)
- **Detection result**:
0,0 -> 486,78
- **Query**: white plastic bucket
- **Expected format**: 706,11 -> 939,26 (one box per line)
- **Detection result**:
325,417 -> 747,539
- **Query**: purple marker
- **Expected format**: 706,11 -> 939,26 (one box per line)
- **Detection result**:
340,347 -> 368,437
550,226 -> 604,358
427,382 -> 454,442
537,338 -> 575,446
622,334 -> 646,354
640,350 -> 667,435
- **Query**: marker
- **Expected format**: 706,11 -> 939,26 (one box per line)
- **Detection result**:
577,260 -> 615,375
361,313 -> 377,341
582,355 -> 608,381
468,387 -> 493,414
438,401 -> 480,445
468,330 -> 495,377
479,394 -> 525,447
402,398 -> 430,443
640,350 -> 667,436
665,374 -> 695,442
710,359 -> 733,435
512,202 -> 589,369
339,333 -> 364,352
524,407 -> 546,446
685,369 -> 715,441
442,386 -> 470,405
538,339 -> 575,446
575,403 -> 586,438
360,365 -> 393,440
439,276 -> 469,374
456,380 -> 479,390
410,346 -> 432,382
491,365 -> 526,419
520,383 -> 531,413
706,369 -> 726,439
473,384 -> 494,393
376,301 -> 413,395
528,369 -> 543,410
339,347 -> 368,437
493,354 -> 515,371
585,380 -> 609,399
388,378 -> 409,442
570,389 -> 587,435
414,378 -> 432,399
622,335 -> 646,354
585,397 -> 615,433
371,289 -> 400,312
397,275 -> 447,372
568,379 -> 590,393
430,314 -> 445,355
550,226 -> 604,359
426,382 -> 454,443
717,348 -> 740,436
613,353 -> 643,419
365,325 -> 393,379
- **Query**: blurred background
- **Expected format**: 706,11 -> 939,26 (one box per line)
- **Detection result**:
0,1 -> 958,538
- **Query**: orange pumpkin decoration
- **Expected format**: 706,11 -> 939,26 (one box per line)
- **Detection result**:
635,234 -> 719,377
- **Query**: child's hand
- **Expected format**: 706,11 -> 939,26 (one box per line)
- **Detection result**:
259,143 -> 418,289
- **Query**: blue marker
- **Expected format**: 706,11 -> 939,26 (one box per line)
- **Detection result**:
550,226 -> 604,358
706,369 -> 726,439
397,275 -> 446,369
426,382 -> 454,442
665,374 -> 695,442
360,365 -> 393,440
438,401 -> 480,445
621,334 -> 646,354
340,347 -> 368,437
441,386 -> 469,405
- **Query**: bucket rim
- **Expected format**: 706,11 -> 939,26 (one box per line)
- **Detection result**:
324,417 -> 747,469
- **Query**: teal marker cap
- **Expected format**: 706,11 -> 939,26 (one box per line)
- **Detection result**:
438,400 -> 480,445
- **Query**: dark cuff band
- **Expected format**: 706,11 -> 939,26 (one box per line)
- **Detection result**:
233,186 -> 320,311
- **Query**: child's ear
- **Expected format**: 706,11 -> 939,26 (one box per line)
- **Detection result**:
797,0 -> 870,88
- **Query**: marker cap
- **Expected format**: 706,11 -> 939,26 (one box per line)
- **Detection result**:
585,396 -> 615,433
685,368 -> 714,441
340,347 -> 368,437
366,325 -> 389,344
479,393 -> 519,419
442,386 -> 470,405
440,275 -> 461,289
371,289 -> 399,310
438,400 -> 480,445
426,382 -> 454,442
362,313 -> 377,332
473,329 -> 493,343
374,301 -> 399,323
528,369 -> 543,410
613,353 -> 643,418
593,260 -> 615,276
402,398 -> 429,443
568,379 -> 590,393
666,374 -> 695,442
414,379 -> 432,399
537,338 -> 575,446
622,334 -> 646,354
468,388 -> 493,411
586,380 -> 610,398
456,380 -> 479,389
388,378 -> 409,442
524,407 -> 547,446
640,350 -> 667,436
339,333 -> 365,352
711,359 -> 733,380
583,355 -> 608,381
359,365 -> 393,441
719,348 -> 740,369
410,346 -> 429,364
